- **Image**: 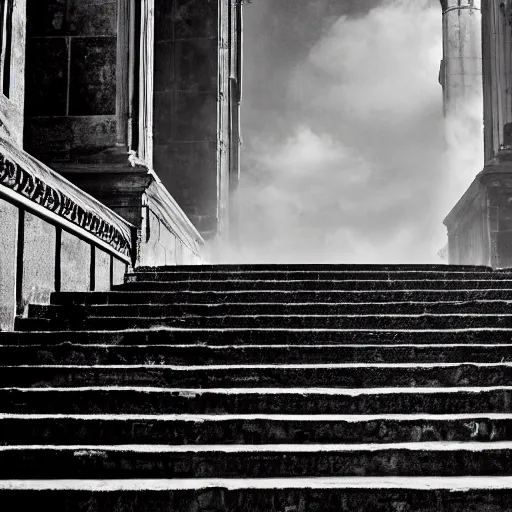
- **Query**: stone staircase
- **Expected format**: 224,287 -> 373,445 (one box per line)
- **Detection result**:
3,264 -> 512,510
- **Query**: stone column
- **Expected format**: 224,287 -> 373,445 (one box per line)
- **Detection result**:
443,1 -> 512,268
439,0 -> 483,119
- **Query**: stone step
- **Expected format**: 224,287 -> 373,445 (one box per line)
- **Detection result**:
137,264 -> 493,271
115,280 -> 512,292
2,343 -> 511,366
2,478 -> 512,512
0,414 -> 509,445
0,363 -> 511,388
137,264 -> 493,272
1,387 -> 510,415
50,289 -> 512,305
15,314 -> 512,331
3,328 -> 512,346
3,442 -> 512,478
28,300 -> 512,319
125,270 -> 512,282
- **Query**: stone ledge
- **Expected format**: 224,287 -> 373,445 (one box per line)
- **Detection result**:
144,176 -> 204,259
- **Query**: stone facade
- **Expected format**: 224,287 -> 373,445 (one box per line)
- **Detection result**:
0,0 -> 246,329
23,0 -> 242,241
443,0 -> 512,267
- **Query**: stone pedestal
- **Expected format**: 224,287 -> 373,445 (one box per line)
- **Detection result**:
444,151 -> 512,268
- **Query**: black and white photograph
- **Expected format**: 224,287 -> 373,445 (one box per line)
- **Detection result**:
1,0 -> 511,510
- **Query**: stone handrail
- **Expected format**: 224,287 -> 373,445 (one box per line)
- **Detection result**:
0,137 -> 136,263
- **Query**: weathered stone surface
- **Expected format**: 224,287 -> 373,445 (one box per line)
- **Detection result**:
66,0 -> 116,36
69,37 -> 116,116
26,116 -> 117,161
30,299 -> 512,318
5,446 -> 512,478
174,39 -> 218,91
153,93 -> 173,145
154,41 -> 174,92
154,0 -> 174,41
153,0 -> 225,238
27,0 -> 116,37
1,415 -> 511,445
6,340 -> 512,366
153,141 -> 217,214
60,230 -> 91,292
0,199 -> 18,331
140,208 -> 178,267
25,38 -> 68,116
94,248 -> 111,291
0,385 -> 509,415
2,488 -> 512,512
174,0 -> 218,39
27,0 -> 67,37
3,363 -> 512,389
18,264 -> 512,505
0,139 -> 134,261
112,258 -> 126,287
21,213 -> 55,314
154,91 -> 217,142
174,91 -> 217,141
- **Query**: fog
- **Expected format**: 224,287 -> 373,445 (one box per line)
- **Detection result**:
219,0 -> 483,264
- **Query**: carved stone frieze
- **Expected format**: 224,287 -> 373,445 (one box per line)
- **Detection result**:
0,153 -> 132,256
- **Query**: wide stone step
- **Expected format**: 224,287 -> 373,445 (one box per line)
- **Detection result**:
0,363 -> 511,388
3,478 -> 512,512
29,300 -> 512,319
1,387 -> 509,415
115,279 -> 512,292
50,289 -> 512,305
4,328 -> 512,346
0,414 -> 509,445
125,270 -> 512,282
1,343 -> 511,365
3,442 -> 512,478
136,264 -> 492,272
15,314 -> 512,331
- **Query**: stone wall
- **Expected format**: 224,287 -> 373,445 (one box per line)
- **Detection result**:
154,0 -> 220,238
24,0 -> 117,162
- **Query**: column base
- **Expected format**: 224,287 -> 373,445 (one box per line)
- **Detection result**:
444,150 -> 512,267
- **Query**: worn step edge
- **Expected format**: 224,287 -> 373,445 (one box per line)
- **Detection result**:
11,327 -> 512,334
4,441 -> 512,452
5,362 -> 512,369
2,413 -> 512,421
50,290 -> 512,304
4,386 -> 512,394
3,343 -> 511,348
0,476 -> 511,491
2,344 -> 511,365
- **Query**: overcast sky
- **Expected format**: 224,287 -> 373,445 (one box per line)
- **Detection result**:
226,0 -> 480,264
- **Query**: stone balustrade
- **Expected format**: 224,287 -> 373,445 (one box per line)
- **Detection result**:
0,137 -> 135,331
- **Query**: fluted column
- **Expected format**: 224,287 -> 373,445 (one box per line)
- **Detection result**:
439,0 -> 482,119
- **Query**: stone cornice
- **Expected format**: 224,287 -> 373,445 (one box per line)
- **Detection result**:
0,137 -> 135,261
